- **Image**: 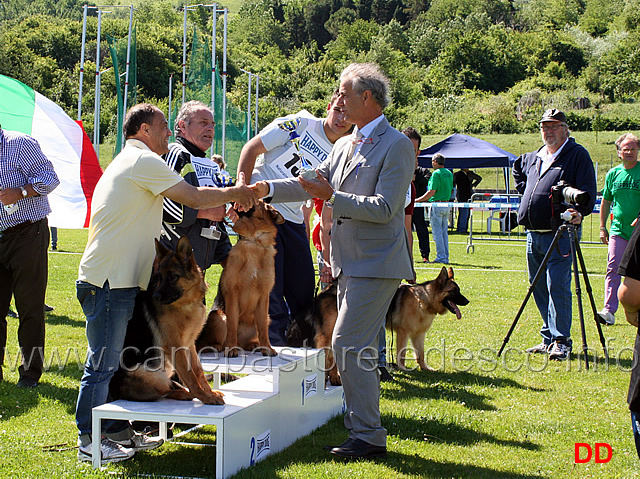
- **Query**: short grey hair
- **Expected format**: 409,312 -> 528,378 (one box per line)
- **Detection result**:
340,63 -> 390,109
174,100 -> 211,136
616,133 -> 639,150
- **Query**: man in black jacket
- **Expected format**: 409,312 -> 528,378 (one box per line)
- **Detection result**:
161,101 -> 231,271
513,108 -> 597,361
404,127 -> 431,263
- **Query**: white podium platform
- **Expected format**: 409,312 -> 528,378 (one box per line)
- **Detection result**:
91,347 -> 344,478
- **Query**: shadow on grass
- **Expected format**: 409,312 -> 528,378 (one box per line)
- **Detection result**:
384,413 -> 539,451
45,314 -> 85,328
0,371 -> 80,422
383,369 -> 545,410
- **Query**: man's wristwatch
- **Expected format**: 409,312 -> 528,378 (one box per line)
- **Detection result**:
20,186 -> 28,198
325,191 -> 336,208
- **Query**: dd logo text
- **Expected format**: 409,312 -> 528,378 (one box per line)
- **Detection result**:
574,443 -> 612,463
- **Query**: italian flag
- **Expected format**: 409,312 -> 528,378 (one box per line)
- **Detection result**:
0,74 -> 102,228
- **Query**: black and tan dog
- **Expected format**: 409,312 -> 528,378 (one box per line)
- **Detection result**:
287,267 -> 469,383
387,267 -> 469,371
110,236 -> 225,405
196,200 -> 284,357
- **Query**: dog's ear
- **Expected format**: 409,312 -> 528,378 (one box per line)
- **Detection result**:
266,203 -> 285,224
435,266 -> 448,288
447,267 -> 454,280
155,238 -> 170,258
176,235 -> 195,261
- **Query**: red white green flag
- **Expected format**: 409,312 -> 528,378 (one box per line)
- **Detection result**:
0,74 -> 102,228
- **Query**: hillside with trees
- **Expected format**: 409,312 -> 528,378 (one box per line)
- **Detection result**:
1,0 -> 640,142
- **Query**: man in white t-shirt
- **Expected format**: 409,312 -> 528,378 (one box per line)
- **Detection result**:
237,92 -> 352,345
75,103 -> 256,465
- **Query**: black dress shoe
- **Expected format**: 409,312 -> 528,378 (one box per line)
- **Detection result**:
330,438 -> 386,460
323,437 -> 354,451
17,377 -> 38,388
379,366 -> 395,382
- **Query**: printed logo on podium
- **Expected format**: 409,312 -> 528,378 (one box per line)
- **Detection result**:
301,373 -> 318,405
250,429 -> 271,465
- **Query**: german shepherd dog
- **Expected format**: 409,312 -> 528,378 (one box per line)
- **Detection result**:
196,200 -> 284,357
387,267 -> 469,371
109,236 -> 225,405
287,267 -> 469,383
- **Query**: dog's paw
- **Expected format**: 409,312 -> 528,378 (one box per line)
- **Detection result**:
225,347 -> 240,358
202,390 -> 225,405
259,347 -> 277,357
328,370 -> 342,386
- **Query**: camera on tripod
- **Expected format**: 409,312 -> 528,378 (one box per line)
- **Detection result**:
551,180 -> 590,207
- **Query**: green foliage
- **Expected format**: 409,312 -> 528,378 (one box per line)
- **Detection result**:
1,0 -> 640,140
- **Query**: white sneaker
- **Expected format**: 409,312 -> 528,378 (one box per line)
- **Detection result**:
598,310 -> 615,325
111,431 -> 164,451
78,437 -> 135,464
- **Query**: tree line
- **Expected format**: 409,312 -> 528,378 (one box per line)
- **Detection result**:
1,0 -> 639,142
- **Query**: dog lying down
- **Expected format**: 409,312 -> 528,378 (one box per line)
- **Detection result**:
109,236 -> 225,405
287,266 -> 469,384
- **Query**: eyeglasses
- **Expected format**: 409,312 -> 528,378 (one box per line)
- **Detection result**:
540,124 -> 565,132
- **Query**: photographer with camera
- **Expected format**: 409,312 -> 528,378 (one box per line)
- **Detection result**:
513,109 -> 596,361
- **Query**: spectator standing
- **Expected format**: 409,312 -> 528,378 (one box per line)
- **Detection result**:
422,153 -> 453,264
0,128 -> 59,388
617,216 -> 640,459
237,92 -> 351,346
598,133 -> 640,325
161,101 -> 231,271
513,108 -> 596,361
409,130 -> 431,263
453,168 -> 482,233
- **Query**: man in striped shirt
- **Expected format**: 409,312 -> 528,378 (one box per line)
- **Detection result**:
0,127 -> 59,388
160,101 -> 231,271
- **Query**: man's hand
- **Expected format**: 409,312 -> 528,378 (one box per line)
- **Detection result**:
231,172 -> 258,211
0,187 -> 22,205
298,171 -> 333,201
599,226 -> 609,245
197,206 -> 226,221
249,181 -> 270,198
566,208 -> 583,225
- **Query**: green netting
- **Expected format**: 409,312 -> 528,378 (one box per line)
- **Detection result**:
107,24 -> 137,156
171,27 -> 250,174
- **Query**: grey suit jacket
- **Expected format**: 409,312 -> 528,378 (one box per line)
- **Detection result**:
270,117 -> 415,279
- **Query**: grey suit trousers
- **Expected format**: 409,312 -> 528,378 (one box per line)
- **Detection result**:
334,273 -> 400,447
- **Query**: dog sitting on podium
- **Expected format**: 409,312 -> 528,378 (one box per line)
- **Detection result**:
287,267 -> 469,385
109,236 -> 225,405
196,200 -> 284,357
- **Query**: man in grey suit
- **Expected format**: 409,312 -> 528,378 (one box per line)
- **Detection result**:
251,63 -> 415,460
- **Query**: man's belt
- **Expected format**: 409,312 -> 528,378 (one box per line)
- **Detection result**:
0,220 -> 35,237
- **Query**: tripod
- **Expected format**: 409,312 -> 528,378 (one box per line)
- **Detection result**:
498,222 -> 608,369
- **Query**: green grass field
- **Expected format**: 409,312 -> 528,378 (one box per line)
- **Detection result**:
0,221 -> 637,478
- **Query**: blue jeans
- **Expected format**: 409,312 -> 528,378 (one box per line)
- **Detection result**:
430,205 -> 450,263
456,207 -> 470,233
526,230 -> 578,346
75,280 -> 139,437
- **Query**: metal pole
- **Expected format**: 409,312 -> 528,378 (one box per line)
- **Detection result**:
122,4 -> 134,148
168,74 -> 173,132
93,9 -> 103,158
247,72 -> 252,141
78,4 -> 88,121
254,74 -> 259,134
182,5 -> 187,104
222,8 -> 227,158
211,4 -> 217,113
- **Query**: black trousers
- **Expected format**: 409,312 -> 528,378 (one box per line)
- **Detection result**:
412,207 -> 430,260
0,218 -> 49,381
